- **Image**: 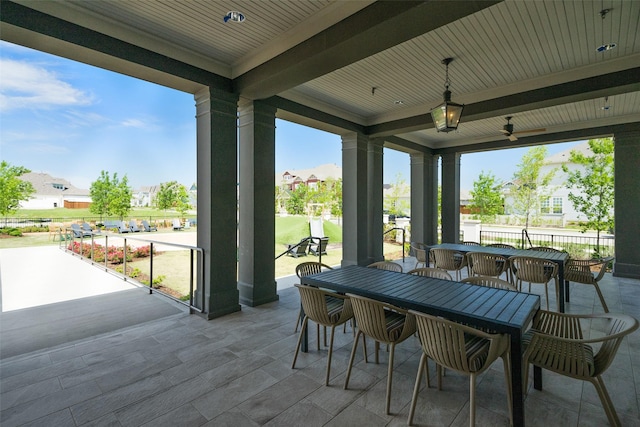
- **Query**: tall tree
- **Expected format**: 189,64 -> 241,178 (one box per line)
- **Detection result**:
509,146 -> 555,229
89,171 -> 132,219
469,171 -> 503,222
0,161 -> 35,220
562,138 -> 614,255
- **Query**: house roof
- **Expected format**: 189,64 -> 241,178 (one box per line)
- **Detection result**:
278,163 -> 341,183
544,141 -> 593,165
19,172 -> 88,196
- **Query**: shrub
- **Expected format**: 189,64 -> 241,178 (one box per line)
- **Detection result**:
133,245 -> 154,258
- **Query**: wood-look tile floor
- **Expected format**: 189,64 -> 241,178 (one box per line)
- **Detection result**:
1,266 -> 639,426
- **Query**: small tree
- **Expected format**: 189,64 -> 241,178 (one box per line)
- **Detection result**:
286,184 -> 308,215
562,138 -> 614,256
155,180 -> 191,218
89,171 -> 132,220
110,175 -> 133,219
384,173 -> 410,216
469,171 -> 503,222
509,146 -> 555,229
0,161 -> 35,221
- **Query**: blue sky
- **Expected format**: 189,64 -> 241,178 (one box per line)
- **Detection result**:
1,41 -> 582,191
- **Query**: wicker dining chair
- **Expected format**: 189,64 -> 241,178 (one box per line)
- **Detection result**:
344,293 -> 416,415
466,252 -> 509,279
523,310 -> 638,427
291,284 -> 354,385
461,275 -> 518,291
410,243 -> 429,269
294,262 -> 333,333
407,267 -> 453,281
461,241 -> 481,246
528,246 -> 564,253
564,256 -> 615,312
408,310 -> 512,427
509,256 -> 558,310
430,248 -> 467,281
367,261 -> 403,273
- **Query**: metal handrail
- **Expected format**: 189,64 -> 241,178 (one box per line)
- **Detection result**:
522,228 -> 533,249
383,227 -> 406,262
60,228 -> 205,314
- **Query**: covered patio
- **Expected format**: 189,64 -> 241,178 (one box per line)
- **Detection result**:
1,2 -> 639,425
1,247 -> 639,426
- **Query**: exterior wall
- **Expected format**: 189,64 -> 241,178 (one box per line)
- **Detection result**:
19,195 -> 63,209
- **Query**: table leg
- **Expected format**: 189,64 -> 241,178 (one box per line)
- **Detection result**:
300,304 -> 308,353
534,366 -> 542,390
557,262 -> 566,312
510,333 -> 525,426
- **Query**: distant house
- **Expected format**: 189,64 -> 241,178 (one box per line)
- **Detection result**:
502,141 -> 598,223
132,185 -> 161,207
277,164 -> 342,191
18,172 -> 91,209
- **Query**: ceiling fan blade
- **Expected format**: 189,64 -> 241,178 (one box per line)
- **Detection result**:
499,129 -> 510,135
513,128 -> 546,135
508,134 -> 518,141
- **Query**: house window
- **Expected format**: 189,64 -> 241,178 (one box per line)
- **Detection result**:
541,197 -> 563,214
52,183 -> 65,190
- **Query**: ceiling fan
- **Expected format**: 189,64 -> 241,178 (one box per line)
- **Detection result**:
500,116 -> 546,141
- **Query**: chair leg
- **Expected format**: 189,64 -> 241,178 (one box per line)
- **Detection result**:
544,282 -> 550,311
386,343 -> 396,415
469,373 -> 477,427
592,377 -> 621,427
344,330 -> 362,390
292,317 -> 309,369
325,325 -> 337,386
593,283 -> 610,313
408,353 -> 428,426
294,308 -> 302,333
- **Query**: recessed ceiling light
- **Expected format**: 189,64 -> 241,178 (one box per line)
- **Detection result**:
394,100 -> 404,105
224,11 -> 245,23
596,43 -> 616,52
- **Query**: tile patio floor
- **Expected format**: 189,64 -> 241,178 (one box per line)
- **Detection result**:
1,249 -> 639,426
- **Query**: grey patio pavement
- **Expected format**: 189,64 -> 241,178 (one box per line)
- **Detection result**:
1,243 -> 639,426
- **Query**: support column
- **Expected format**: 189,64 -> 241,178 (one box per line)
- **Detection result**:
410,152 -> 438,245
441,152 -> 461,243
613,131 -> 640,278
195,88 -> 241,319
237,99 -> 279,306
342,132 -> 369,266
368,139 -> 384,263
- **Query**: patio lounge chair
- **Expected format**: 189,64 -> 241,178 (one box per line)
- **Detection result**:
129,220 -> 141,232
141,220 -> 157,232
117,221 -> 130,233
286,238 -> 309,258
172,219 -> 184,230
82,222 -> 100,235
308,237 -> 328,256
71,223 -> 92,238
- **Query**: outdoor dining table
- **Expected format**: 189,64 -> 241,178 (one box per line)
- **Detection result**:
428,243 -> 571,312
301,265 -> 540,427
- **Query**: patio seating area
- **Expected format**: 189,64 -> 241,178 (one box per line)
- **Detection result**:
1,251 -> 639,426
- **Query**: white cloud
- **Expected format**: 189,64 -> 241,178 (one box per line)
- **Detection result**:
0,59 -> 92,112
121,118 -> 146,128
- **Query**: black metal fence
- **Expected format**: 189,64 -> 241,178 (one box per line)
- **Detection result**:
479,230 -> 615,259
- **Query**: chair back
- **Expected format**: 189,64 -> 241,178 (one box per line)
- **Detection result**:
407,267 -> 452,280
462,276 -> 517,291
410,310 -> 505,374
295,284 -> 352,327
367,261 -> 403,272
461,241 -> 481,246
430,248 -> 466,270
347,293 -> 415,344
410,244 -> 428,263
295,261 -> 332,278
466,252 -> 508,277
509,256 -> 557,282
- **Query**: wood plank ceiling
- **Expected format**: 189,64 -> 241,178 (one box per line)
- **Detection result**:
2,0 -> 639,152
